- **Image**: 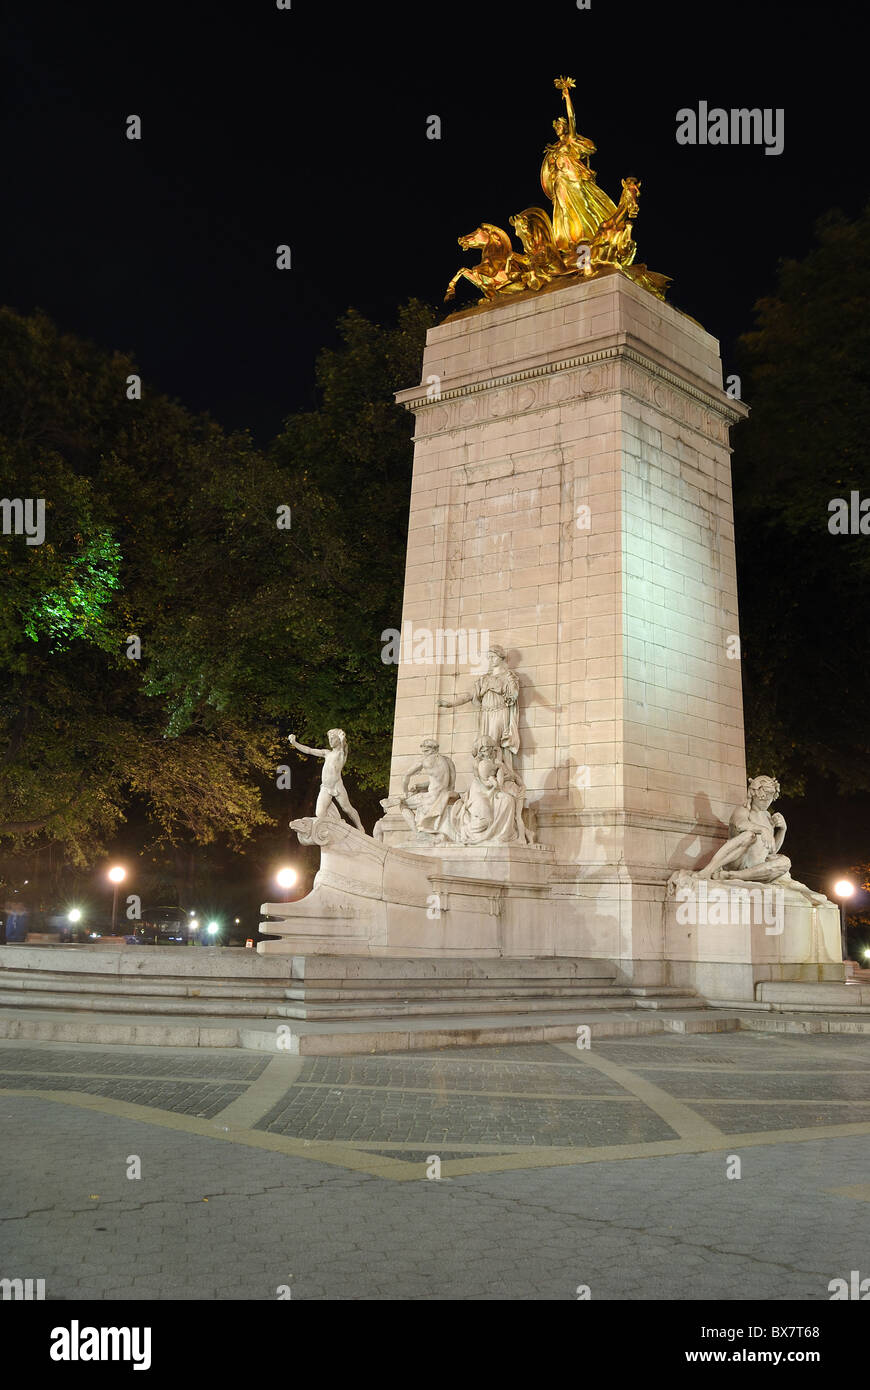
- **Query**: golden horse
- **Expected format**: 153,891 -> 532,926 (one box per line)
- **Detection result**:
509,207 -> 571,290
587,177 -> 672,299
588,176 -> 641,268
444,224 -> 527,302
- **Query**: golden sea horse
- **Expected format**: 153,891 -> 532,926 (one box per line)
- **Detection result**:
444,223 -> 526,302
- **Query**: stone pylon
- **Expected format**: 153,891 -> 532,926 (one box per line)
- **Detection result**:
261,275 -> 842,998
368,276 -> 745,970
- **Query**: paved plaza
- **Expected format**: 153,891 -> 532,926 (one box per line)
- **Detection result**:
1,1029 -> 869,1300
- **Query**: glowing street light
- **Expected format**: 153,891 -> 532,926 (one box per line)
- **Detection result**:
106,865 -> 127,935
276,866 -> 298,902
207,921 -> 219,938
833,879 -> 856,962
68,908 -> 82,924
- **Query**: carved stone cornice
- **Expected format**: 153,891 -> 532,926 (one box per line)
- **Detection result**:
398,344 -> 747,449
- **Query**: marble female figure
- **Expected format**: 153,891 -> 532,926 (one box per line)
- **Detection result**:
437,645 -> 520,768
448,738 -> 529,845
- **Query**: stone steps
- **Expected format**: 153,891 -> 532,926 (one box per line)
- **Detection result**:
0,980 -> 703,1022
275,992 -> 704,1020
0,1004 -> 734,1053
0,972 -> 289,1002
0,945 -> 706,1051
0,987 -> 288,1017
282,981 -> 624,999
1,971 -> 629,1003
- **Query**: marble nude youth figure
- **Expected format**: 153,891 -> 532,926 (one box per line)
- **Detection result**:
287,729 -> 364,832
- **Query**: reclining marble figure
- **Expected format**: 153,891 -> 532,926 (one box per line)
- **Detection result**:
669,774 -> 828,906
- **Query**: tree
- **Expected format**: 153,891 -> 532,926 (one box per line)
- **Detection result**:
0,308 -> 278,863
143,299 -> 436,791
733,205 -> 870,796
0,299 -> 435,876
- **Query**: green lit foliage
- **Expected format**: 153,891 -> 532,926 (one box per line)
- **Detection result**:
22,529 -> 121,648
0,309 -> 279,856
0,299 -> 433,862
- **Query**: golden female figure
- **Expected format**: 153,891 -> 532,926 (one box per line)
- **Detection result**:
541,77 -> 617,254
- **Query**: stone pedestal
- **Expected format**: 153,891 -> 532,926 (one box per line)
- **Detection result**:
383,273 -> 748,980
260,275 -> 843,1000
387,273 -> 747,851
664,882 -> 844,1000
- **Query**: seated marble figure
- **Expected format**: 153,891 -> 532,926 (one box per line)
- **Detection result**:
398,739 -> 456,835
448,737 -> 530,845
672,775 -> 827,906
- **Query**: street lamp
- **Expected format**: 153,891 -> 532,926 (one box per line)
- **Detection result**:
207,921 -> 219,939
833,879 -> 855,962
276,866 -> 298,902
68,908 -> 81,924
107,865 -> 126,936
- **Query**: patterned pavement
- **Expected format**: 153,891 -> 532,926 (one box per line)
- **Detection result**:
1,1031 -> 869,1299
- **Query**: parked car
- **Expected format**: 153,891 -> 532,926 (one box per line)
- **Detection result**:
134,905 -> 194,945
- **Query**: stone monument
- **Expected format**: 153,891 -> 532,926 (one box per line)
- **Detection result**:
260,78 -> 842,1005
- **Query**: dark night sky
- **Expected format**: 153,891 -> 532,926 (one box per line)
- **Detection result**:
2,2 -> 864,442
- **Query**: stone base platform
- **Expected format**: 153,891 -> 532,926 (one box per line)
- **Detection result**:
0,942 -> 699,1019
1,998 -> 869,1054
0,1003 -> 730,1054
0,941 -> 711,1053
1,942 -> 868,1054
257,818 -> 845,1005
